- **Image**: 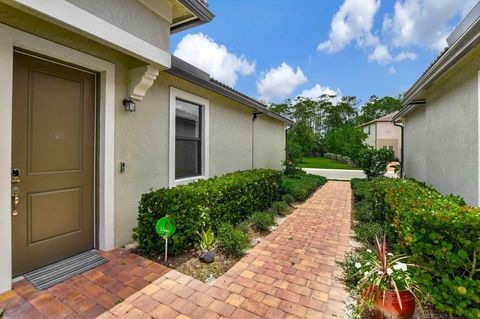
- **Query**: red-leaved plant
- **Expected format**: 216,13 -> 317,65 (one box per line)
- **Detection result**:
354,234 -> 424,317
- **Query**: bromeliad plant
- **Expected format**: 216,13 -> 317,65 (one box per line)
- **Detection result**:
197,226 -> 216,251
353,235 -> 423,319
197,227 -> 216,263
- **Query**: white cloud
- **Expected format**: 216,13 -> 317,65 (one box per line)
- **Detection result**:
299,84 -> 342,103
368,44 -> 392,64
388,66 -> 397,75
173,33 -> 255,87
257,63 -> 307,101
394,51 -> 417,62
319,0 -> 475,66
318,0 -> 381,53
368,44 -> 417,64
382,0 -> 479,50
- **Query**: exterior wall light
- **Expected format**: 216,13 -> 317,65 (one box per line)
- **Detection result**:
122,98 -> 136,112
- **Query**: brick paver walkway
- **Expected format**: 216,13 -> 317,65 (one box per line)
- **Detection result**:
0,181 -> 351,318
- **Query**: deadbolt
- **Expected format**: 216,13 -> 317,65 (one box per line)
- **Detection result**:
11,168 -> 20,183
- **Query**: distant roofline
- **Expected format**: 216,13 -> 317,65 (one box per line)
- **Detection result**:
167,56 -> 294,125
358,111 -> 399,127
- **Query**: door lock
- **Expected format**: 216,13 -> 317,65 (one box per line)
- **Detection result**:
12,186 -> 19,217
11,168 -> 20,183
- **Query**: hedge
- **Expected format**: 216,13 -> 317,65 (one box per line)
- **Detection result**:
133,169 -> 282,256
282,174 -> 327,201
351,178 -> 480,318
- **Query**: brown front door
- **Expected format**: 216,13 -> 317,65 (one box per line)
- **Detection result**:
12,51 -> 96,276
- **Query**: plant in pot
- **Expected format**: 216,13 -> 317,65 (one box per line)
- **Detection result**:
353,235 -> 423,319
197,227 -> 216,264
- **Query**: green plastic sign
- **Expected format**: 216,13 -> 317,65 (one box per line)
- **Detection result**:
155,216 -> 176,238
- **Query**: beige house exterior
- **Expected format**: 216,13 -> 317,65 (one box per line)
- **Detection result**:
359,112 -> 402,159
0,0 -> 291,293
394,2 -> 480,206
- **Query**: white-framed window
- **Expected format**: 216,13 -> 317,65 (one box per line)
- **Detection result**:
169,87 -> 209,187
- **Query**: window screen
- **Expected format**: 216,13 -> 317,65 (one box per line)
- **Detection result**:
175,99 -> 202,179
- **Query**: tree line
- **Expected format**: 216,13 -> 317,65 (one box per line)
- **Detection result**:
269,94 -> 402,162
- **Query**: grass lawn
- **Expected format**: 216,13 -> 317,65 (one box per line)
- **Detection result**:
298,156 -> 360,170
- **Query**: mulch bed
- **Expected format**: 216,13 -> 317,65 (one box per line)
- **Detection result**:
135,205 -> 296,284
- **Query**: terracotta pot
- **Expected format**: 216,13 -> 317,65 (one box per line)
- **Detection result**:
372,289 -> 416,319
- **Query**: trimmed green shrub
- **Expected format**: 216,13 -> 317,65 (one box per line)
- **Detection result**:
357,147 -> 394,179
217,223 -> 250,257
354,222 -> 384,245
352,178 -> 480,319
271,201 -> 289,216
250,211 -> 275,231
350,178 -> 367,193
133,169 -> 282,255
282,194 -> 295,205
283,174 -> 327,201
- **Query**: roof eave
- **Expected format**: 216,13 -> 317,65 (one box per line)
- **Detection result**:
172,0 -> 214,33
167,56 -> 294,125
393,100 -> 426,120
400,12 -> 480,118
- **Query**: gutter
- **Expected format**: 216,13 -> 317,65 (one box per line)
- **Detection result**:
285,124 -> 293,161
393,100 -> 426,121
399,12 -> 480,118
172,0 -> 215,33
167,56 -> 294,125
252,112 -> 262,169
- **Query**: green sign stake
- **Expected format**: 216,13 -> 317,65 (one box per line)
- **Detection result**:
155,216 -> 176,263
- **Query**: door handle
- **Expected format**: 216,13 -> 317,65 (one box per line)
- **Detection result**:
12,187 -> 19,217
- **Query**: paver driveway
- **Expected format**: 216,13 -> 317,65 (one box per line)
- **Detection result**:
0,181 -> 351,318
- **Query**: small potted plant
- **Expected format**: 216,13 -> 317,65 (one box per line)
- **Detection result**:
197,227 -> 216,263
353,235 -> 422,319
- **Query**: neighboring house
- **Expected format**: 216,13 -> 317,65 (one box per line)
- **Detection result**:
358,112 -> 402,159
393,2 -> 480,206
0,0 -> 292,293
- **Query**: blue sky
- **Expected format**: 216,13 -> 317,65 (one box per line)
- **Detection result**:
171,0 -> 477,104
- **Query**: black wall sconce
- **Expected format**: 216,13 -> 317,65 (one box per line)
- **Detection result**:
122,98 -> 136,112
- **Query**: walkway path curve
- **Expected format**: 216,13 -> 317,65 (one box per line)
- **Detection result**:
0,181 -> 352,319
101,181 -> 352,319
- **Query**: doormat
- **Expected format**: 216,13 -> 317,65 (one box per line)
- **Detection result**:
24,250 -> 107,290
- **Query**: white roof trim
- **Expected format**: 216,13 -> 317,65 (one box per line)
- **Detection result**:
9,0 -> 171,69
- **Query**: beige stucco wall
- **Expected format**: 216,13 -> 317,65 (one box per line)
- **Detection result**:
363,124 -> 376,147
65,0 -> 170,51
114,73 -> 286,244
156,73 -> 257,177
404,105 -> 428,184
254,115 -> 286,170
0,5 -> 287,247
376,122 -> 401,140
404,52 -> 480,206
362,122 -> 401,158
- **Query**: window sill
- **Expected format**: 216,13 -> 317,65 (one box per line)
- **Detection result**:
174,175 -> 204,186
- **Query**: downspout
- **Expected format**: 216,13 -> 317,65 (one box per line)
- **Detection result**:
252,112 -> 262,169
285,124 -> 293,161
393,120 -> 404,177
